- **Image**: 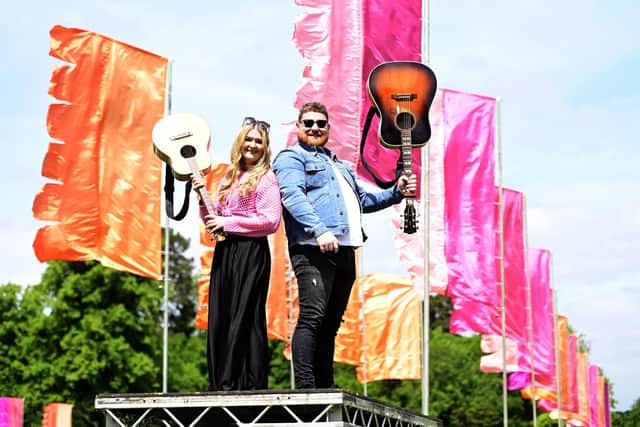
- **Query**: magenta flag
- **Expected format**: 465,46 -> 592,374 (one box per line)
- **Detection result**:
495,188 -> 527,341
589,364 -> 600,426
0,397 -> 23,427
526,248 -> 555,376
604,381 -> 611,427
479,188 -> 527,371
506,248 -> 555,387
449,296 -> 492,335
507,372 -> 529,390
567,335 -> 579,413
443,90 -> 497,306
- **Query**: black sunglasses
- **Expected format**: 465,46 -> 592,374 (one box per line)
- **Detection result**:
299,119 -> 328,129
242,116 -> 270,133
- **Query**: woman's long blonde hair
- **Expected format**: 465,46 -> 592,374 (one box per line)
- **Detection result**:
217,124 -> 272,204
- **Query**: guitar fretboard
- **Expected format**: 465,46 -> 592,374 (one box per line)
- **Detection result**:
186,157 -> 216,218
401,129 -> 413,178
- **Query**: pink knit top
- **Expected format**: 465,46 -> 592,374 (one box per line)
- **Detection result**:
199,170 -> 282,237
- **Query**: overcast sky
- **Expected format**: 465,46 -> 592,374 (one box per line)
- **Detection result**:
1,0 -> 638,412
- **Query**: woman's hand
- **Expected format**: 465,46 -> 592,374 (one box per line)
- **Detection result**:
192,175 -> 206,192
203,214 -> 225,234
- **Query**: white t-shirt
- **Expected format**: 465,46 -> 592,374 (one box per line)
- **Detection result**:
332,163 -> 363,247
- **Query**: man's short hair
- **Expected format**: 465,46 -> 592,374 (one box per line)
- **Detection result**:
298,102 -> 329,122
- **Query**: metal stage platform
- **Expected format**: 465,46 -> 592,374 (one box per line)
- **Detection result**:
95,389 -> 442,426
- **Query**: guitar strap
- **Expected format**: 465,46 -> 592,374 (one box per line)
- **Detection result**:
359,106 -> 404,189
163,163 -> 192,221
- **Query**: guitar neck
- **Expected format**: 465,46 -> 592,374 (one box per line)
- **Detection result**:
186,157 -> 216,217
400,129 -> 414,181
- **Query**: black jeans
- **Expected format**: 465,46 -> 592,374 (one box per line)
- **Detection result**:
289,244 -> 356,388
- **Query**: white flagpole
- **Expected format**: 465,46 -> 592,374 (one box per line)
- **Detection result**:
359,250 -> 368,395
495,99 -> 509,427
162,59 -> 174,394
523,196 -> 539,425
421,0 -> 431,416
550,253 -> 565,427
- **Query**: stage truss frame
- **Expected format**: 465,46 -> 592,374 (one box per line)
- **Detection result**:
95,389 -> 442,427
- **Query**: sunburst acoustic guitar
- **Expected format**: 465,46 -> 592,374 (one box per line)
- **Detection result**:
366,61 -> 437,234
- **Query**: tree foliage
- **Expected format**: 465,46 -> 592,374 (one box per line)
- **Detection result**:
0,261 -> 164,424
0,230 -> 634,424
612,398 -> 640,426
164,227 -> 198,336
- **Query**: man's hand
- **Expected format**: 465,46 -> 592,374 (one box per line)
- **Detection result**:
398,174 -> 417,197
317,231 -> 339,253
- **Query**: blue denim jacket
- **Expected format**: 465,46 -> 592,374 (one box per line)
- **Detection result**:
272,141 -> 404,246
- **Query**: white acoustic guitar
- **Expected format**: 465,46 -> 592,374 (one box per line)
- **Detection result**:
152,113 -> 224,240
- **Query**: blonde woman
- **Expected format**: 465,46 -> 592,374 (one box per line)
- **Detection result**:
193,117 -> 281,391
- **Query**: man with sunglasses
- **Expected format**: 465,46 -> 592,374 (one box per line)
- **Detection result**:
273,101 -> 416,389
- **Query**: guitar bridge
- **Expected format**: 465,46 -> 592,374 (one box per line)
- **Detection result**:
391,93 -> 417,102
170,131 -> 193,141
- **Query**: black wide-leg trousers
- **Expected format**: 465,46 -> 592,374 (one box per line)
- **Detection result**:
207,235 -> 270,391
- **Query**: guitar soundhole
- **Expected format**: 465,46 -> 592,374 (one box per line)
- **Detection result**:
395,112 -> 415,130
180,144 -> 196,158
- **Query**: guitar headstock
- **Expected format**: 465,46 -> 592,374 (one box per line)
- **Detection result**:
401,201 -> 418,234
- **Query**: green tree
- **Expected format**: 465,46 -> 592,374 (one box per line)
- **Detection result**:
613,398 -> 640,426
167,332 -> 208,392
0,261 -> 164,425
430,294 -> 453,332
164,227 -> 198,336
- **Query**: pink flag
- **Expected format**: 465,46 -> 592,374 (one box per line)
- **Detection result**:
443,90 -> 497,306
355,0 -> 423,190
478,334 -> 520,373
293,0 -> 443,296
391,90 -> 451,297
430,89 -> 498,335
292,0 -> 422,177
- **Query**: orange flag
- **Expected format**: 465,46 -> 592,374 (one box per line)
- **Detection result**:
572,352 -> 591,425
521,315 -> 570,408
32,25 -> 168,279
195,163 -> 229,330
597,374 -> 606,427
335,273 -> 422,382
42,403 -> 72,427
265,222 -> 297,342
334,277 -> 364,366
